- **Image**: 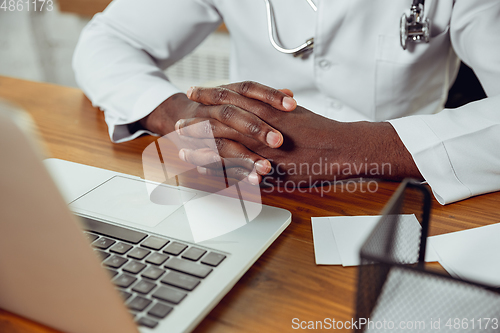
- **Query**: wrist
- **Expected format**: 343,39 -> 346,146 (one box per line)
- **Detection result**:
336,121 -> 422,180
139,93 -> 195,136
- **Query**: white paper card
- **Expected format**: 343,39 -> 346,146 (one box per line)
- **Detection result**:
430,223 -> 500,287
311,217 -> 342,265
330,216 -> 380,267
312,215 -> 438,266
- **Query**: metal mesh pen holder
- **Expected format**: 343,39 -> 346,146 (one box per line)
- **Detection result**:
354,179 -> 500,333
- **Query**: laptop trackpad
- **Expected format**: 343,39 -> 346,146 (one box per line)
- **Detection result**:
69,176 -> 196,228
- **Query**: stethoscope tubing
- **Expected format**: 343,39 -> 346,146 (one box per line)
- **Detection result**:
263,0 -> 316,56
264,0 -> 429,55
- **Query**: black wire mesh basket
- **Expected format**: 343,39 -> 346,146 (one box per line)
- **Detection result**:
355,179 -> 500,333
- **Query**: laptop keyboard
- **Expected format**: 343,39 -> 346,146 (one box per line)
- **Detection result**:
79,216 -> 226,329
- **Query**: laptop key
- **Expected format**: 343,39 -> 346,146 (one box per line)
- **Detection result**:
127,296 -> 152,312
137,316 -> 159,328
201,252 -> 227,267
84,232 -> 99,243
110,242 -> 133,255
141,266 -> 166,280
132,280 -> 156,295
163,242 -> 187,256
113,274 -> 137,288
182,247 -> 207,261
128,247 -> 150,260
161,271 -> 200,291
123,261 -> 146,274
152,286 -> 187,304
103,255 -> 128,269
94,250 -> 110,261
164,258 -> 212,278
148,302 -> 173,319
80,216 -> 147,244
146,253 -> 169,266
141,236 -> 169,250
92,237 -> 115,249
120,290 -> 132,301
106,269 -> 119,278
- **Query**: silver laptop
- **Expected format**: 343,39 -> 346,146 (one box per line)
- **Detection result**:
0,104 -> 291,332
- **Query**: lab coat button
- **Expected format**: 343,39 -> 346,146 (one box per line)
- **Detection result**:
319,59 -> 331,70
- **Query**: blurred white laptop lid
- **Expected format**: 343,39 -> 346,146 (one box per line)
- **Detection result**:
0,105 -> 138,333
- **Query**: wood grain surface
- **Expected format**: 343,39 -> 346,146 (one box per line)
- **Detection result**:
59,0 -> 110,17
0,76 -> 499,332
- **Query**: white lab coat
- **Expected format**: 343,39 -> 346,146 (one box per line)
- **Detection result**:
73,0 -> 500,205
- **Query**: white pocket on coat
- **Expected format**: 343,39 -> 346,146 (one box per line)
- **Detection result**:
374,26 -> 452,121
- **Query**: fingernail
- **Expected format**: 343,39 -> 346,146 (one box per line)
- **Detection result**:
179,149 -> 186,162
255,160 -> 271,175
175,119 -> 184,135
197,166 -> 207,175
266,131 -> 282,148
282,96 -> 296,110
248,172 -> 259,185
187,87 -> 194,98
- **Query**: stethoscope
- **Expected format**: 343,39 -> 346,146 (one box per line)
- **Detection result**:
400,0 -> 430,50
263,0 -> 431,57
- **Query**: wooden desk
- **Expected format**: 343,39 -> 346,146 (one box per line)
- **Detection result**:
0,76 -> 499,332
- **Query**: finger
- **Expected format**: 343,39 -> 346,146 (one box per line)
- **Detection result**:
187,86 -> 279,120
212,138 -> 271,175
179,147 -> 250,171
179,146 -> 248,169
179,148 -> 224,170
179,104 -> 283,148
175,117 -> 248,144
171,129 -> 211,150
278,88 -> 294,97
171,128 -> 229,152
179,139 -> 272,175
176,118 -> 265,157
197,166 -> 261,186
188,82 -> 297,112
223,81 -> 297,111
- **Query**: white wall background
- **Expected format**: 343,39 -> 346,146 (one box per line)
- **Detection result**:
0,3 -> 230,92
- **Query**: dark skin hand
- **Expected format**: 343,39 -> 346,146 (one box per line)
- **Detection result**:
139,82 -> 297,182
140,81 -> 422,185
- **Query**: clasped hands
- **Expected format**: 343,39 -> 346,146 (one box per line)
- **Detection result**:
172,81 -> 361,186
141,80 -> 421,187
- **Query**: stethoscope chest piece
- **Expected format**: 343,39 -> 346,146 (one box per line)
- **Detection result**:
400,1 -> 431,50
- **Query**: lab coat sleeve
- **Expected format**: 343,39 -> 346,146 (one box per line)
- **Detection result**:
72,0 -> 222,143
389,0 -> 500,204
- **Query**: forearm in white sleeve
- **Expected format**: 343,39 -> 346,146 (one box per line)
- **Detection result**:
390,0 -> 500,204
72,0 -> 222,143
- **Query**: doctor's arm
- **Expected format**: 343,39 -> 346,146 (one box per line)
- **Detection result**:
388,0 -> 500,204
73,0 -> 294,157
73,0 -> 237,143
174,83 -> 423,185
